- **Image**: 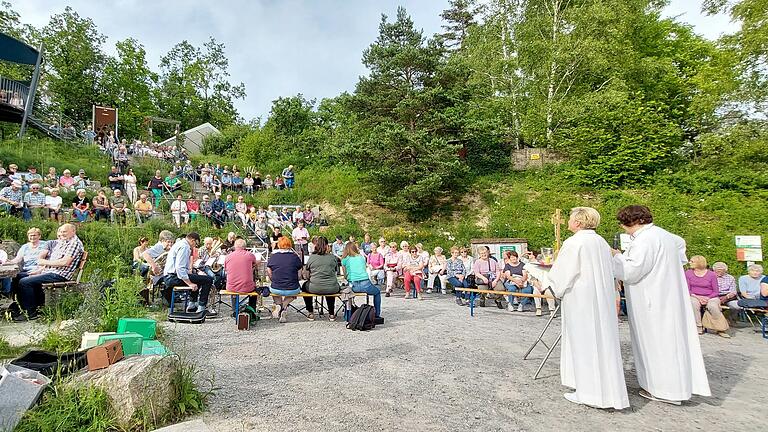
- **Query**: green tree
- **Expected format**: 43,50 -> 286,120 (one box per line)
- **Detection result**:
41,6 -> 106,123
438,0 -> 483,50
155,38 -> 245,130
705,0 -> 768,116
100,38 -> 157,139
345,7 -> 466,217
267,94 -> 315,141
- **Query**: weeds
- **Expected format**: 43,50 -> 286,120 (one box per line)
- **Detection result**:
0,336 -> 26,360
14,385 -> 121,432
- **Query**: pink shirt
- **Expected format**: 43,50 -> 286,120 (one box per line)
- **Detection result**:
224,249 -> 257,293
367,252 -> 384,269
292,227 -> 309,245
685,269 -> 719,298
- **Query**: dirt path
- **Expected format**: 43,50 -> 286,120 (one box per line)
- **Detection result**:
163,294 -> 766,432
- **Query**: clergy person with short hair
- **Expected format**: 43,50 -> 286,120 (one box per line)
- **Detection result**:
612,205 -> 710,405
549,207 -> 629,409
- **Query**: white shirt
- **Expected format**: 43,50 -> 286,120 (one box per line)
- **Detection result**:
45,195 -> 62,211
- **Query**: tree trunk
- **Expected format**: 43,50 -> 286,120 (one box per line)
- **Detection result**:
546,0 -> 560,147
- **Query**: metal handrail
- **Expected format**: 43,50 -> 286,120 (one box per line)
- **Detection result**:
1,75 -> 88,141
0,76 -> 29,110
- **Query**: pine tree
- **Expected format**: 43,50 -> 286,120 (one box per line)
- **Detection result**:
439,0 -> 482,50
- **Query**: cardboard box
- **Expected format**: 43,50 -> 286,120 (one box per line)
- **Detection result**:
117,318 -> 157,340
79,332 -> 116,351
86,340 -> 124,371
97,332 -> 144,356
0,364 -> 52,430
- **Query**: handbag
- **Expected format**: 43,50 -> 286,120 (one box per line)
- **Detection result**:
701,310 -> 729,332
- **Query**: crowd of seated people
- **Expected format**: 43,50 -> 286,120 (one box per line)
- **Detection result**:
686,256 -> 767,338
197,163 -> 296,194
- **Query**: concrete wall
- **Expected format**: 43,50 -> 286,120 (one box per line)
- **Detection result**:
511,147 -> 565,170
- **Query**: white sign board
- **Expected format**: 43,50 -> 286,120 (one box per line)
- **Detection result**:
735,235 -> 762,262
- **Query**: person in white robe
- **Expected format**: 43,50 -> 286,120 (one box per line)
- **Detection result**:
612,205 -> 711,404
550,207 -> 629,409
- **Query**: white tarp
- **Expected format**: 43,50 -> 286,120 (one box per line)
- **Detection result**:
158,122 -> 220,155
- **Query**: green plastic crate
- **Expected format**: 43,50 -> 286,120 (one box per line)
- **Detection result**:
141,340 -> 169,356
97,332 -> 144,356
117,318 -> 157,340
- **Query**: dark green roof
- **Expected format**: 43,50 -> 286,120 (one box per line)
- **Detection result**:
0,33 -> 39,66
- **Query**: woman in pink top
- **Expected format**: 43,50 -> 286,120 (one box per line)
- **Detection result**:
58,169 -> 76,192
384,243 -> 401,296
367,246 -> 385,288
686,255 -> 729,338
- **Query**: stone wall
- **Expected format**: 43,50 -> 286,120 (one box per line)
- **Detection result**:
511,147 -> 565,170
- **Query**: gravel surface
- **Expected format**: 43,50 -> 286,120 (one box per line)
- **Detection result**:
162,293 -> 767,432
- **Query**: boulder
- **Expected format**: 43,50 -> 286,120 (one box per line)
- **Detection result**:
0,240 -> 20,260
68,354 -> 179,427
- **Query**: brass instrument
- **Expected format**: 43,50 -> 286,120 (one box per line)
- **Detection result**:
208,238 -> 226,272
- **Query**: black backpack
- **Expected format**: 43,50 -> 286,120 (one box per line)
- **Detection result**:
346,304 -> 376,331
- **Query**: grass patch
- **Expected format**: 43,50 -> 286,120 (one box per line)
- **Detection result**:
15,385 -> 121,432
0,336 -> 26,360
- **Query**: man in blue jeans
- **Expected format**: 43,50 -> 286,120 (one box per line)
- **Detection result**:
163,232 -> 213,315
14,223 -> 84,321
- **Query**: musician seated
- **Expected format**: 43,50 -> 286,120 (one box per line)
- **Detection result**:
141,230 -> 175,281
164,232 -> 213,315
224,239 -> 260,308
195,237 -> 224,283
14,223 -> 84,321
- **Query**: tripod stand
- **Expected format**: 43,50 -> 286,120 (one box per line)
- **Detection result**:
522,287 -> 561,379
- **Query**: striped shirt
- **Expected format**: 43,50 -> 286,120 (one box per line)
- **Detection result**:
0,187 -> 22,205
23,191 -> 46,207
44,236 -> 84,280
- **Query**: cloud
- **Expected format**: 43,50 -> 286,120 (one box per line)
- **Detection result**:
8,0 -> 736,123
10,0 -> 448,121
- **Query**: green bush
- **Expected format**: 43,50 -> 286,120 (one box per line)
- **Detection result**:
0,336 -> 26,360
41,291 -> 85,323
98,263 -> 146,333
556,90 -> 683,188
39,328 -> 82,353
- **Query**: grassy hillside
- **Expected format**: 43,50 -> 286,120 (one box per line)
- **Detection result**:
1,138 -> 765,274
193,145 -> 767,273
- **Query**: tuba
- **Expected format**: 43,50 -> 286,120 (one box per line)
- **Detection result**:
208,238 -> 225,272
154,251 -> 169,272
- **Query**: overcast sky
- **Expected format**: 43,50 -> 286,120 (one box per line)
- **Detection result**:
9,0 -> 739,122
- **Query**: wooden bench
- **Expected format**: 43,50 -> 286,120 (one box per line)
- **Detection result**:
42,251 -> 88,305
455,287 -> 556,317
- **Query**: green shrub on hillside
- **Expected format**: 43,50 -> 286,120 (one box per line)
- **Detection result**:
557,91 -> 683,188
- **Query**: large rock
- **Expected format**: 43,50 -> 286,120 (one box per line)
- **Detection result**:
68,355 -> 179,427
0,240 -> 20,260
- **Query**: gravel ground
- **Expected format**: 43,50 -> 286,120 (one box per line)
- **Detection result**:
162,293 -> 767,432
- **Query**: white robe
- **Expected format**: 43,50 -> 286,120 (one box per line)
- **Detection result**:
613,224 -> 711,401
550,230 -> 630,409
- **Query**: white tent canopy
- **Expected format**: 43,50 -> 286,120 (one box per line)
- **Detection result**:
158,122 -> 220,155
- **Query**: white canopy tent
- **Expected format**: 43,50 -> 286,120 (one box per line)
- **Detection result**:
158,122 -> 220,155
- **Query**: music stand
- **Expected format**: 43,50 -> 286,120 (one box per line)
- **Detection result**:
522,287 -> 561,379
